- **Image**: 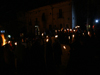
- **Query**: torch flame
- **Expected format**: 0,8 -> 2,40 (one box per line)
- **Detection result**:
1,34 -> 6,46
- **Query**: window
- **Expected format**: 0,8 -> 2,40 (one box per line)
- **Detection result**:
59,9 -> 62,18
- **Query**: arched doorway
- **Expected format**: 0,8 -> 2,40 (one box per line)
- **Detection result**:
35,25 -> 40,35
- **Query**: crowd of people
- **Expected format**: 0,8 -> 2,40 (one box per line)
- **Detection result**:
0,27 -> 100,75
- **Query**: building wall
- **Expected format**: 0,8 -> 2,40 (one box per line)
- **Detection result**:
25,0 -> 74,34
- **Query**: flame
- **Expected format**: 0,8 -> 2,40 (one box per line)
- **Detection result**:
1,34 -> 6,46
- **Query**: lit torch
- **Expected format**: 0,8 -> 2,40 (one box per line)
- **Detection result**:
68,36 -> 70,40
15,42 -> 17,45
46,39 -> 49,42
63,46 -> 66,49
55,35 -> 58,38
1,34 -> 6,46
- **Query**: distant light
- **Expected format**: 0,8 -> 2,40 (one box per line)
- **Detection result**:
95,20 -> 99,23
92,25 -> 94,29
89,25 -> 90,28
67,28 -> 69,31
70,29 -> 72,31
46,36 -> 48,38
8,41 -> 11,44
55,30 -> 57,33
35,26 -> 38,27
73,30 -> 75,32
46,39 -> 49,42
63,46 -> 66,49
72,35 -> 75,38
64,29 -> 66,32
55,35 -> 58,38
88,31 -> 90,35
41,33 -> 44,36
68,36 -> 70,39
1,30 -> 5,33
15,42 -> 17,45
83,33 -> 84,35
8,35 -> 11,38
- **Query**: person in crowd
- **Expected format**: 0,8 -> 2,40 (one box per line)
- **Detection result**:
3,44 -> 15,75
53,38 -> 62,67
46,37 -> 54,72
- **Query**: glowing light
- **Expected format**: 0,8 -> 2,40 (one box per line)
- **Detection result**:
75,26 -> 80,28
15,42 -> 17,45
46,36 -> 48,38
68,36 -> 70,39
8,41 -> 11,44
83,33 -> 84,35
1,34 -> 6,46
67,28 -> 69,31
63,46 -> 66,49
89,25 -> 90,28
46,39 -> 49,42
1,30 -> 5,33
64,29 -> 66,32
95,20 -> 99,23
73,30 -> 75,32
55,35 -> 58,38
41,33 -> 44,36
72,35 -> 75,38
70,29 -> 72,31
8,35 -> 11,38
55,30 -> 57,33
92,25 -> 94,29
88,31 -> 90,35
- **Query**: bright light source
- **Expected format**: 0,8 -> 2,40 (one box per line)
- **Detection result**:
8,41 -> 11,44
41,33 -> 44,36
46,39 -> 49,42
15,42 -> 17,45
70,29 -> 72,31
95,20 -> 99,23
88,31 -> 90,36
67,28 -> 69,31
63,46 -> 66,49
1,34 -> 6,46
73,30 -> 75,32
68,36 -> 70,39
8,35 -> 11,38
55,35 -> 58,38
72,35 -> 75,38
